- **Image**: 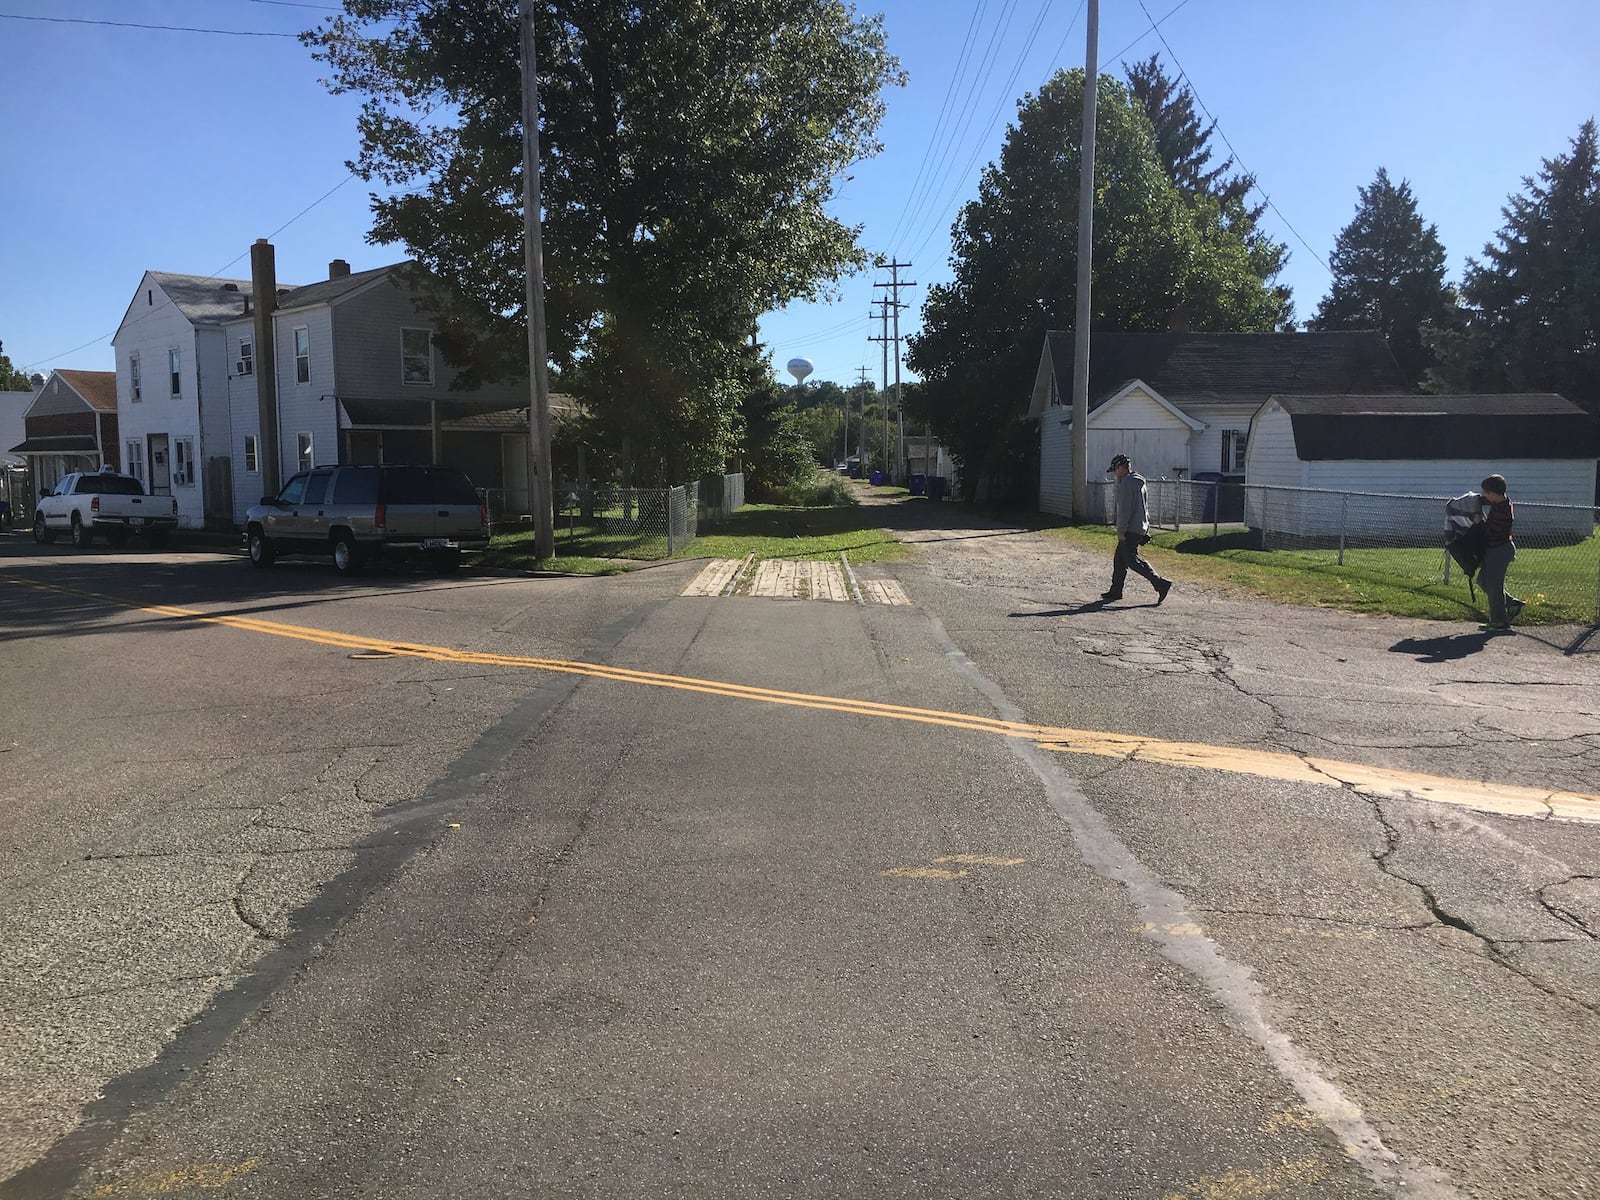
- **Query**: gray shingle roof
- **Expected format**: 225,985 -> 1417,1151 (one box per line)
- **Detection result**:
149,272 -> 270,327
1271,393 -> 1600,460
274,264 -> 405,313
1046,331 -> 1411,408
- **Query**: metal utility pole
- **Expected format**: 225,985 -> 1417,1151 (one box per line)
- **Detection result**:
519,0 -> 555,558
1069,0 -> 1099,518
872,262 -> 915,485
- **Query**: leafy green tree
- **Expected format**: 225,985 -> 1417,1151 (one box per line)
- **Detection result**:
907,69 -> 1288,500
741,375 -> 817,499
1428,120 -> 1600,417
0,343 -> 31,391
305,1 -> 903,483
1309,168 -> 1453,387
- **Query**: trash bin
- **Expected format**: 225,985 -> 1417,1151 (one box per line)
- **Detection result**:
869,470 -> 884,486
926,476 -> 947,502
1194,472 -> 1224,523
848,463 -> 861,478
909,473 -> 926,496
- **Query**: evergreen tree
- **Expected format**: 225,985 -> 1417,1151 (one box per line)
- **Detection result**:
0,342 -> 30,391
1309,168 -> 1453,387
907,70 -> 1288,500
1429,120 -> 1600,417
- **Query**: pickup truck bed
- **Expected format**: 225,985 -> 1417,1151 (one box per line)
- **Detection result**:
34,471 -> 179,549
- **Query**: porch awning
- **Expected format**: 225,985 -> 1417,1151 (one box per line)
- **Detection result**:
8,436 -> 100,454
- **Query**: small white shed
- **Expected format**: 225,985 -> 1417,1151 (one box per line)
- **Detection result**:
1245,393 -> 1599,539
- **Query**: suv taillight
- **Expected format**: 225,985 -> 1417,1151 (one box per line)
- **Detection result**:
90,496 -> 100,512
170,498 -> 178,516
479,502 -> 488,529
374,502 -> 386,529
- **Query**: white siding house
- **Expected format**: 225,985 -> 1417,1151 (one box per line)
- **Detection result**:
1245,394 -> 1599,540
1029,331 -> 1410,518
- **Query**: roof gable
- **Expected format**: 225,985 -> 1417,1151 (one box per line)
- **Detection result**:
1089,381 -> 1206,430
273,263 -> 409,314
27,369 -> 117,416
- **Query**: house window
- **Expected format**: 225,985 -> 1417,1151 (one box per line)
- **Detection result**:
173,437 -> 196,487
237,338 -> 254,377
125,440 -> 145,483
297,432 -> 314,471
169,348 -> 181,397
244,435 -> 259,475
401,328 -> 434,385
130,353 -> 142,402
1221,429 -> 1248,473
293,327 -> 310,384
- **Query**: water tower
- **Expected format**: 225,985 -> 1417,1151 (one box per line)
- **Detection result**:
785,356 -> 813,387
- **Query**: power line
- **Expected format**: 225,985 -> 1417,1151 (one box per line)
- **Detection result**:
241,0 -> 343,10
1132,0 -> 1332,276
0,12 -> 300,37
1107,0 -> 1196,62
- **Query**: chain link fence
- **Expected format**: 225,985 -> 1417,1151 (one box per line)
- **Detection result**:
1086,478 -> 1600,623
478,473 -> 745,559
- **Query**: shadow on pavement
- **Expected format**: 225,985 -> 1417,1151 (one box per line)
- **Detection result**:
1390,632 -> 1500,662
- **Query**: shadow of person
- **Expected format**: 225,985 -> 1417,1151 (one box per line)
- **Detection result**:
1390,633 -> 1496,662
1010,599 -> 1113,618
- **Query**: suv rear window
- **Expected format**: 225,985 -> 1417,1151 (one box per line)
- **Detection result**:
331,468 -> 379,506
380,466 -> 479,505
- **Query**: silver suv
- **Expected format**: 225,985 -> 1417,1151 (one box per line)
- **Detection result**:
245,464 -> 489,575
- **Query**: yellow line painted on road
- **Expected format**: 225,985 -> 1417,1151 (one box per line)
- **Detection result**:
1163,1155 -> 1328,1200
8,573 -> 1600,825
87,1157 -> 261,1196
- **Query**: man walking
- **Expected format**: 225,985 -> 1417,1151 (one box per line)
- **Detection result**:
1102,454 -> 1172,604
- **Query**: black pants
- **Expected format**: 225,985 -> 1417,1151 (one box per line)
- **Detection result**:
1111,535 -> 1165,594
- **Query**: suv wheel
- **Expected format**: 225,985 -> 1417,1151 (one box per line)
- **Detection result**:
33,514 -> 54,545
71,515 -> 93,549
247,528 -> 276,567
331,531 -> 362,576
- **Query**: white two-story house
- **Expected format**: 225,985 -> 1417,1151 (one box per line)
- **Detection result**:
112,271 -> 282,528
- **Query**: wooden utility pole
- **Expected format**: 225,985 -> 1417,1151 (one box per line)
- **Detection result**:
1069,0 -> 1099,518
870,298 -> 890,478
871,261 -> 914,484
519,0 -> 555,558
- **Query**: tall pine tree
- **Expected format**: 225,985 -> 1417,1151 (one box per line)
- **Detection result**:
1309,168 -> 1453,388
1428,120 -> 1600,417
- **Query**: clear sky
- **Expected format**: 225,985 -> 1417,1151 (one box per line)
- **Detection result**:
3,1 -> 1598,393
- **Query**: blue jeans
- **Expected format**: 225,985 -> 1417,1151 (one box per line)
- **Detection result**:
1479,542 -> 1515,623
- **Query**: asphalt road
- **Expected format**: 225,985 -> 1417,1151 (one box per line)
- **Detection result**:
0,504 -> 1597,1200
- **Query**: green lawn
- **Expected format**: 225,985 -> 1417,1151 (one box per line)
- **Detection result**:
1045,524 -> 1600,624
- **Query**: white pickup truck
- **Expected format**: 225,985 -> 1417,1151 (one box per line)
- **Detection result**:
33,470 -> 179,549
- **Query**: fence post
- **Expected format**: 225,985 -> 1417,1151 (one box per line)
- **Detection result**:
1212,481 -> 1219,541
1337,493 -> 1348,565
666,486 -> 677,556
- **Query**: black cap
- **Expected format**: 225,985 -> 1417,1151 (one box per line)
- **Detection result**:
1107,454 -> 1130,472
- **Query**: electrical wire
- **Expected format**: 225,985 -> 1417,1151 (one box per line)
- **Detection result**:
0,12 -> 299,37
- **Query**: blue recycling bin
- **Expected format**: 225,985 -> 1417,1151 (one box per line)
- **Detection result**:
848,463 -> 861,478
869,470 -> 884,486
909,473 -> 926,496
927,476 -> 947,502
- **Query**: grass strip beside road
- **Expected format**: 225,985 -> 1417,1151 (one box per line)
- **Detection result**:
1044,524 -> 1597,624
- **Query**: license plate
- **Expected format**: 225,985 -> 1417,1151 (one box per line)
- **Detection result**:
421,538 -> 454,550
130,518 -> 144,526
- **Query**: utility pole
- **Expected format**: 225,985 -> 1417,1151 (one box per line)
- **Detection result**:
519,0 -> 555,558
853,365 -> 870,469
870,298 -> 890,479
873,262 -> 915,485
1069,0 -> 1099,519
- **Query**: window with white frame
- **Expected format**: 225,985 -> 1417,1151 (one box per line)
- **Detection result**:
169,348 -> 181,396
237,337 -> 254,377
173,437 -> 196,486
244,435 -> 259,474
401,328 -> 433,385
130,352 -> 142,402
297,432 -> 314,471
294,327 -> 310,384
125,440 -> 145,483
1221,429 -> 1248,473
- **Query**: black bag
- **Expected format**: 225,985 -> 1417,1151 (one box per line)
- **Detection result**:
1444,493 -> 1486,600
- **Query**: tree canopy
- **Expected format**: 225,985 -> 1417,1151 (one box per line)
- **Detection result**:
0,342 -> 30,391
1309,167 -> 1453,388
906,68 -> 1290,500
1428,120 -> 1600,419
305,1 -> 903,483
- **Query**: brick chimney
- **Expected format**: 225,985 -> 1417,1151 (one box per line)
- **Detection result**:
328,259 -> 351,280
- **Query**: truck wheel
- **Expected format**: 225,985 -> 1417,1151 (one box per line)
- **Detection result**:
331,531 -> 362,576
247,528 -> 275,567
71,515 -> 94,549
34,514 -> 54,545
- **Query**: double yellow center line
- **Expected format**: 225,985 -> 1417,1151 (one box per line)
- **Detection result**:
9,574 -> 1598,824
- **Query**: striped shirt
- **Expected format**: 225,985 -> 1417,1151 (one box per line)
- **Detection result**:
1483,498 -> 1514,547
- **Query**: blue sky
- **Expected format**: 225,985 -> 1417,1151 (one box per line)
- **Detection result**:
3,1 -> 1598,391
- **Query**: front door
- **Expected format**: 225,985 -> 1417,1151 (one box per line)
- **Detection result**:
147,434 -> 171,495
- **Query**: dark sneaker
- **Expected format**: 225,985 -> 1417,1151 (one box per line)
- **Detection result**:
1100,590 -> 1123,601
1505,597 -> 1525,622
1155,580 -> 1172,605
1478,621 -> 1511,632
